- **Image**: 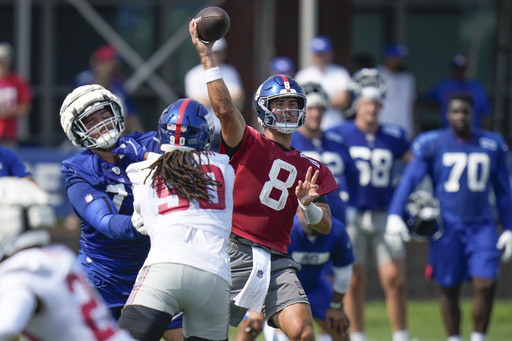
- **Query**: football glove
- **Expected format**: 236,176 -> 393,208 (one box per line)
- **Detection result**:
112,137 -> 147,162
497,230 -> 512,263
385,214 -> 411,242
131,210 -> 147,235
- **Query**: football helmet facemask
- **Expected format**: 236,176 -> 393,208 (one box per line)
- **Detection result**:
403,190 -> 443,242
60,84 -> 125,149
254,75 -> 306,134
158,98 -> 215,152
0,177 -> 56,260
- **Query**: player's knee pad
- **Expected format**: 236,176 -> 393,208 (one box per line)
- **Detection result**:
118,304 -> 172,341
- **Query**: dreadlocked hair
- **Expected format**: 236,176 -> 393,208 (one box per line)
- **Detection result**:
144,149 -> 221,203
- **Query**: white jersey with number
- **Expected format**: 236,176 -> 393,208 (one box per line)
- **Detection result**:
127,151 -> 235,284
0,244 -> 134,341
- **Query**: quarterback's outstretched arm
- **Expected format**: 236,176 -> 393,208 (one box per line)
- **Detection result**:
189,19 -> 245,149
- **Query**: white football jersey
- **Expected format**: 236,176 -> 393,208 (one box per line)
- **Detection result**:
127,151 -> 235,284
0,244 -> 134,341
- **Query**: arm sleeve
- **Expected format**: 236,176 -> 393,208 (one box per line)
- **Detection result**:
0,288 -> 37,339
66,179 -> 140,240
492,142 -> 512,230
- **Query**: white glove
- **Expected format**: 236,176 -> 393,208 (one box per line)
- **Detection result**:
131,210 -> 147,235
385,214 -> 411,242
497,230 -> 512,262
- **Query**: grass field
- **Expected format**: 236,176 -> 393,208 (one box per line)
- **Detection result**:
228,299 -> 512,341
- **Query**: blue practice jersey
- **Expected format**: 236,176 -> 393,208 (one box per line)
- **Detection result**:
291,130 -> 359,223
288,217 -> 354,291
327,121 -> 410,211
389,128 -> 512,230
0,147 -> 32,178
61,132 -> 160,297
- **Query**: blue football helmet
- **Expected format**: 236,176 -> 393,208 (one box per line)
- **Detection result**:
158,98 -> 215,152
403,190 -> 443,242
254,75 -> 306,134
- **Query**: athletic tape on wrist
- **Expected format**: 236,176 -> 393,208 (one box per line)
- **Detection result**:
204,67 -> 222,83
329,301 -> 343,310
298,199 -> 323,225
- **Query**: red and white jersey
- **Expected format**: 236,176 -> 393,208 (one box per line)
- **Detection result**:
0,244 -> 134,341
220,126 -> 339,254
127,150 -> 235,284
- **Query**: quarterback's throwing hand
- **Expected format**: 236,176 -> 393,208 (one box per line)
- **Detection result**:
295,166 -> 320,206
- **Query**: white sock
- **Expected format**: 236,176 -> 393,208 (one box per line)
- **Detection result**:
262,323 -> 289,341
447,336 -> 463,341
393,329 -> 410,341
470,332 -> 486,341
351,331 -> 367,341
317,334 -> 333,341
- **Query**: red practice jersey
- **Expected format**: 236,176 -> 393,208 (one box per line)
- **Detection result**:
220,125 -> 338,253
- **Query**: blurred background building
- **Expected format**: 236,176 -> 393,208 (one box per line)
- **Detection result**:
2,0 -> 511,145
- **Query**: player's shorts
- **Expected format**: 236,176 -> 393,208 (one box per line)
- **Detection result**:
347,210 -> 405,265
303,276 -> 332,321
228,240 -> 309,328
427,223 -> 500,287
125,263 -> 230,340
78,252 -> 183,331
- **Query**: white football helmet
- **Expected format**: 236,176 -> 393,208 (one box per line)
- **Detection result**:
60,84 -> 125,149
350,68 -> 387,102
0,177 -> 56,259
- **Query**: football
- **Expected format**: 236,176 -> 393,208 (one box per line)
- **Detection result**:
194,6 -> 230,43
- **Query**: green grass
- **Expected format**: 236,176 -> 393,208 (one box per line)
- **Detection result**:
228,299 -> 512,340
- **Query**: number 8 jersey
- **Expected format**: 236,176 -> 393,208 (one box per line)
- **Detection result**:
220,126 -> 338,254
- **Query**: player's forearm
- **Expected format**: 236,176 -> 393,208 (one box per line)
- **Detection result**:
332,264 -> 353,295
493,170 -> 512,230
207,74 -> 245,147
388,158 -> 427,215
309,203 -> 332,234
82,198 -> 141,240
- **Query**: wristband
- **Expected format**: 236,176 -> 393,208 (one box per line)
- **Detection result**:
329,301 -> 343,310
204,67 -> 222,83
298,200 -> 323,225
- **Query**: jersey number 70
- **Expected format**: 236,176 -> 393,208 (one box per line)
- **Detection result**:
443,152 -> 490,192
